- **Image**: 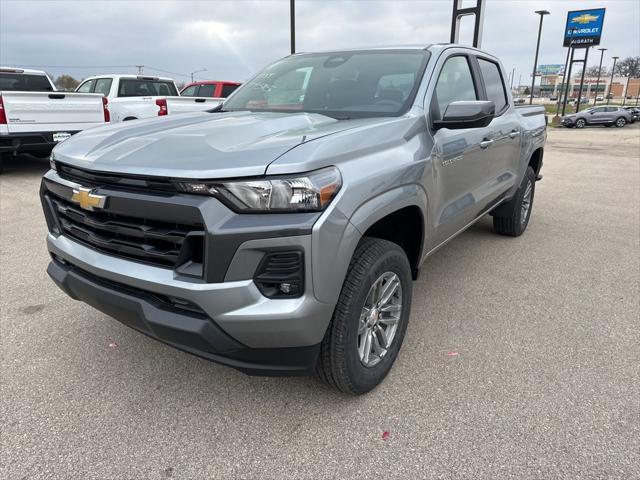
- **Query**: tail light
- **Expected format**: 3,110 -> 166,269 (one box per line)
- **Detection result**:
0,96 -> 7,124
102,96 -> 110,123
156,98 -> 168,116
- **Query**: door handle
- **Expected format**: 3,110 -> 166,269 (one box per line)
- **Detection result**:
479,139 -> 494,149
509,130 -> 520,139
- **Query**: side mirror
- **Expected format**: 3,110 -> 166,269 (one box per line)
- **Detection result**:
433,101 -> 496,130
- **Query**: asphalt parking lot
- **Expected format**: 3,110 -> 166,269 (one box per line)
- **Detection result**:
1,124 -> 639,479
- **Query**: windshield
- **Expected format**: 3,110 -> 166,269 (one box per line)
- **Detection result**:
224,50 -> 429,118
0,73 -> 54,92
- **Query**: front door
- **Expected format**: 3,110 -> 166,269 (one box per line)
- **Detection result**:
429,54 -> 493,246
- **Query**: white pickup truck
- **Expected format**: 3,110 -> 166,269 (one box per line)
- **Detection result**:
75,75 -> 221,122
0,68 -> 108,168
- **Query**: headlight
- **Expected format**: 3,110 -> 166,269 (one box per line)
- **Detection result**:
49,155 -> 57,171
176,166 -> 342,213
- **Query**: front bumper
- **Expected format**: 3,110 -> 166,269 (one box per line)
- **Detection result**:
47,258 -> 320,375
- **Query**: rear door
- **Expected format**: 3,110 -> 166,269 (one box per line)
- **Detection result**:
428,52 -> 493,245
474,55 -> 522,199
589,106 -> 608,123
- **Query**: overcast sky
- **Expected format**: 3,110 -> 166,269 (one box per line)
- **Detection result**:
1,0 -> 638,86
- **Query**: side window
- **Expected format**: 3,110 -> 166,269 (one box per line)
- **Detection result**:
77,80 -> 95,93
434,56 -> 477,117
197,84 -> 216,97
181,85 -> 197,97
221,84 -> 239,97
477,58 -> 508,113
94,78 -> 112,96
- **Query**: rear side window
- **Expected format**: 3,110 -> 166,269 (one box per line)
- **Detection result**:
477,58 -> 508,113
118,79 -> 178,97
0,73 -> 54,92
221,84 -> 239,97
181,85 -> 197,96
197,84 -> 216,97
605,107 -> 618,112
94,78 -> 112,96
76,80 -> 95,93
434,56 -> 477,117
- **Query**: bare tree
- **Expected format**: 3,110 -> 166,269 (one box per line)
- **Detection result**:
54,75 -> 80,91
614,56 -> 640,78
585,65 -> 608,77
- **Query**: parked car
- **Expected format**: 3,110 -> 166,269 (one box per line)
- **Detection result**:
549,95 -> 558,101
596,95 -> 604,101
75,75 -> 220,122
514,97 -> 526,104
180,80 -> 241,98
41,44 -> 546,394
562,106 -> 633,128
623,106 -> 640,123
1,67 -> 107,170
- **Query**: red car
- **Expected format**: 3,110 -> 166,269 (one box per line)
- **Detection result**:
180,81 -> 241,98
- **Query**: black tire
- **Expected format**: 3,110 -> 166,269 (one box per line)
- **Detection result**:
315,237 -> 412,395
575,118 -> 586,128
492,167 -> 536,237
615,117 -> 626,128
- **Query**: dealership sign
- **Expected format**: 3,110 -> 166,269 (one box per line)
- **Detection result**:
564,8 -> 606,47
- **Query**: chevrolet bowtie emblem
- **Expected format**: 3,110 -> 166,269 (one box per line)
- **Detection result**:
571,14 -> 599,24
70,187 -> 106,211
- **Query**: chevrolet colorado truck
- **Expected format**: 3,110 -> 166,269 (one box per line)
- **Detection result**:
0,68 -> 108,170
75,75 -> 220,122
41,45 -> 546,394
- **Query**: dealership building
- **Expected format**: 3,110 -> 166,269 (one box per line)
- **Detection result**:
536,67 -> 640,99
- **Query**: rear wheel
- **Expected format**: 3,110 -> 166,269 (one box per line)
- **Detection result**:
615,117 -> 626,128
492,167 -> 536,237
575,118 -> 586,128
316,237 -> 412,394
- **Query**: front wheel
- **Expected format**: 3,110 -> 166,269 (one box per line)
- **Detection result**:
492,167 -> 536,237
615,117 -> 626,128
575,118 -> 586,128
316,237 -> 412,394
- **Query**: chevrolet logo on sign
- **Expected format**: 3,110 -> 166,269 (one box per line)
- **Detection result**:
571,13 -> 599,24
70,187 -> 106,211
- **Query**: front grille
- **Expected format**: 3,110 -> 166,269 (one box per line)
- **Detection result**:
48,194 -> 204,269
56,163 -> 176,194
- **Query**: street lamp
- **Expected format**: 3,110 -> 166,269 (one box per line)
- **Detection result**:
593,48 -> 607,105
190,68 -> 207,82
529,9 -> 550,105
606,56 -> 619,104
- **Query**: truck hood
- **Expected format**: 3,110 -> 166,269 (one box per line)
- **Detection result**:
52,111 -> 383,178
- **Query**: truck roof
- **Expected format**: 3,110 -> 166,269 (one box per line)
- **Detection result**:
0,67 -> 49,76
80,74 -> 175,82
291,43 -> 494,57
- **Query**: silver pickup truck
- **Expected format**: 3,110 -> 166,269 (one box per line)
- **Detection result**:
40,44 -> 546,394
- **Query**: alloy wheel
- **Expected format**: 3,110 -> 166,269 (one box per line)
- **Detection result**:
357,272 -> 403,368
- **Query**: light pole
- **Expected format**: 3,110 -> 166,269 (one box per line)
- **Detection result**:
606,56 -> 618,104
510,67 -> 515,89
529,10 -> 550,104
290,0 -> 295,54
190,68 -> 207,82
593,47 -> 607,105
